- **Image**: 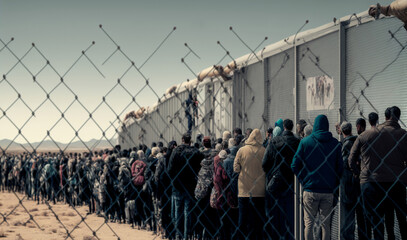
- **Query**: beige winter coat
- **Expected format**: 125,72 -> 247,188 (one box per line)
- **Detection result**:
233,129 -> 266,197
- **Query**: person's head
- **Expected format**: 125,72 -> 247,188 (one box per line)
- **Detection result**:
233,128 -> 242,137
304,125 -> 313,137
215,143 -> 222,151
151,147 -> 160,157
266,127 -> 273,138
137,150 -> 145,160
368,112 -> 379,127
202,136 -> 211,149
245,128 -> 253,138
222,131 -> 232,142
217,138 -> 223,144
273,126 -> 283,138
228,138 -> 236,148
151,142 -> 157,148
356,118 -> 366,135
297,119 -> 307,137
275,119 -> 284,130
313,115 -> 329,133
157,141 -> 164,148
182,132 -> 192,145
335,122 -> 342,136
385,106 -> 401,122
218,150 -> 227,160
168,140 -> 177,149
235,134 -> 244,146
283,119 -> 294,131
340,121 -> 352,137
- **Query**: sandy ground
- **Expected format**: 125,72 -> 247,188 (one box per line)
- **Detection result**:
0,192 -> 157,240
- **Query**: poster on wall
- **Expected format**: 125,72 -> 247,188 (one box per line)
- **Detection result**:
306,75 -> 334,111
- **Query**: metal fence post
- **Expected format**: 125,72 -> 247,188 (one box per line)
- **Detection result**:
337,21 -> 347,240
293,41 -> 302,240
264,57 -> 270,130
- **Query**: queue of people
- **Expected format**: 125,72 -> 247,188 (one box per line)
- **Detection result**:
1,106 -> 406,240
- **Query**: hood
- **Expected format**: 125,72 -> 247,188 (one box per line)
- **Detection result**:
245,128 -> 263,146
273,126 -> 283,137
312,115 -> 332,142
275,119 -> 284,130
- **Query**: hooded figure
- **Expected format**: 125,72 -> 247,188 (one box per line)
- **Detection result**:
272,126 -> 283,138
275,119 -> 284,131
233,129 -> 266,239
234,129 -> 266,197
292,115 -> 343,192
291,115 -> 343,240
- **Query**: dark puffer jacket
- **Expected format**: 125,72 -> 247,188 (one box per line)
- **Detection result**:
168,144 -> 204,195
262,130 -> 299,196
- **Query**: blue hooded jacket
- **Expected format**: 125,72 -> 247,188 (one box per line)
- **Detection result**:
291,115 -> 343,193
275,119 -> 284,130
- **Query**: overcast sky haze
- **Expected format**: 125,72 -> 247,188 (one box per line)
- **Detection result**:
0,0 -> 392,144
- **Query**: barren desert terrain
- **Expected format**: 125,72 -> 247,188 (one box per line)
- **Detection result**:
0,192 -> 156,240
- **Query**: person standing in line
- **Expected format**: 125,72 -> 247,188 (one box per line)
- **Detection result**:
168,133 -> 204,240
234,129 -> 266,240
263,119 -> 300,240
356,118 -> 366,135
349,106 -> 407,240
368,112 -> 379,129
339,122 -> 370,240
291,115 -> 343,240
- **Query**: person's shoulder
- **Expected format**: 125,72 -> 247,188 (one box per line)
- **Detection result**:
298,135 -> 314,146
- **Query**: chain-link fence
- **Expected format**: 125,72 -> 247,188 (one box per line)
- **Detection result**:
1,9 -> 407,240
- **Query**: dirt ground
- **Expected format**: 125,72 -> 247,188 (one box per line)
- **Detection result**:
0,192 -> 156,240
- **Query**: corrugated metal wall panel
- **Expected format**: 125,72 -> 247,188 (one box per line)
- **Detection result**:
211,79 -> 234,138
297,31 -> 340,135
243,61 -> 265,132
267,49 -> 295,126
346,18 -> 407,128
297,30 -> 341,239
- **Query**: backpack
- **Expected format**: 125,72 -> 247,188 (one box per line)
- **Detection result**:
194,158 -> 214,199
131,160 -> 147,186
118,165 -> 131,192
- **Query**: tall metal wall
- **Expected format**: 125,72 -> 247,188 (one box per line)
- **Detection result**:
120,14 -> 406,147
119,14 -> 406,239
267,49 -> 295,126
345,17 -> 407,128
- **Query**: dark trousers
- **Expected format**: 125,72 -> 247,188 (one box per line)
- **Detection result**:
173,190 -> 194,239
218,207 -> 239,240
238,197 -> 265,240
272,194 -> 294,240
341,198 -> 371,240
361,182 -> 407,240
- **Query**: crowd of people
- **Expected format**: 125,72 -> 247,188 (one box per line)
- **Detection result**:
1,106 -> 407,240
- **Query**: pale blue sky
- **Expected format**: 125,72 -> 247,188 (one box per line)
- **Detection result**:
0,0 -> 391,144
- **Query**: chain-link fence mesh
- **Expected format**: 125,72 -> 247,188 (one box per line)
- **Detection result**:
1,10 -> 407,240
